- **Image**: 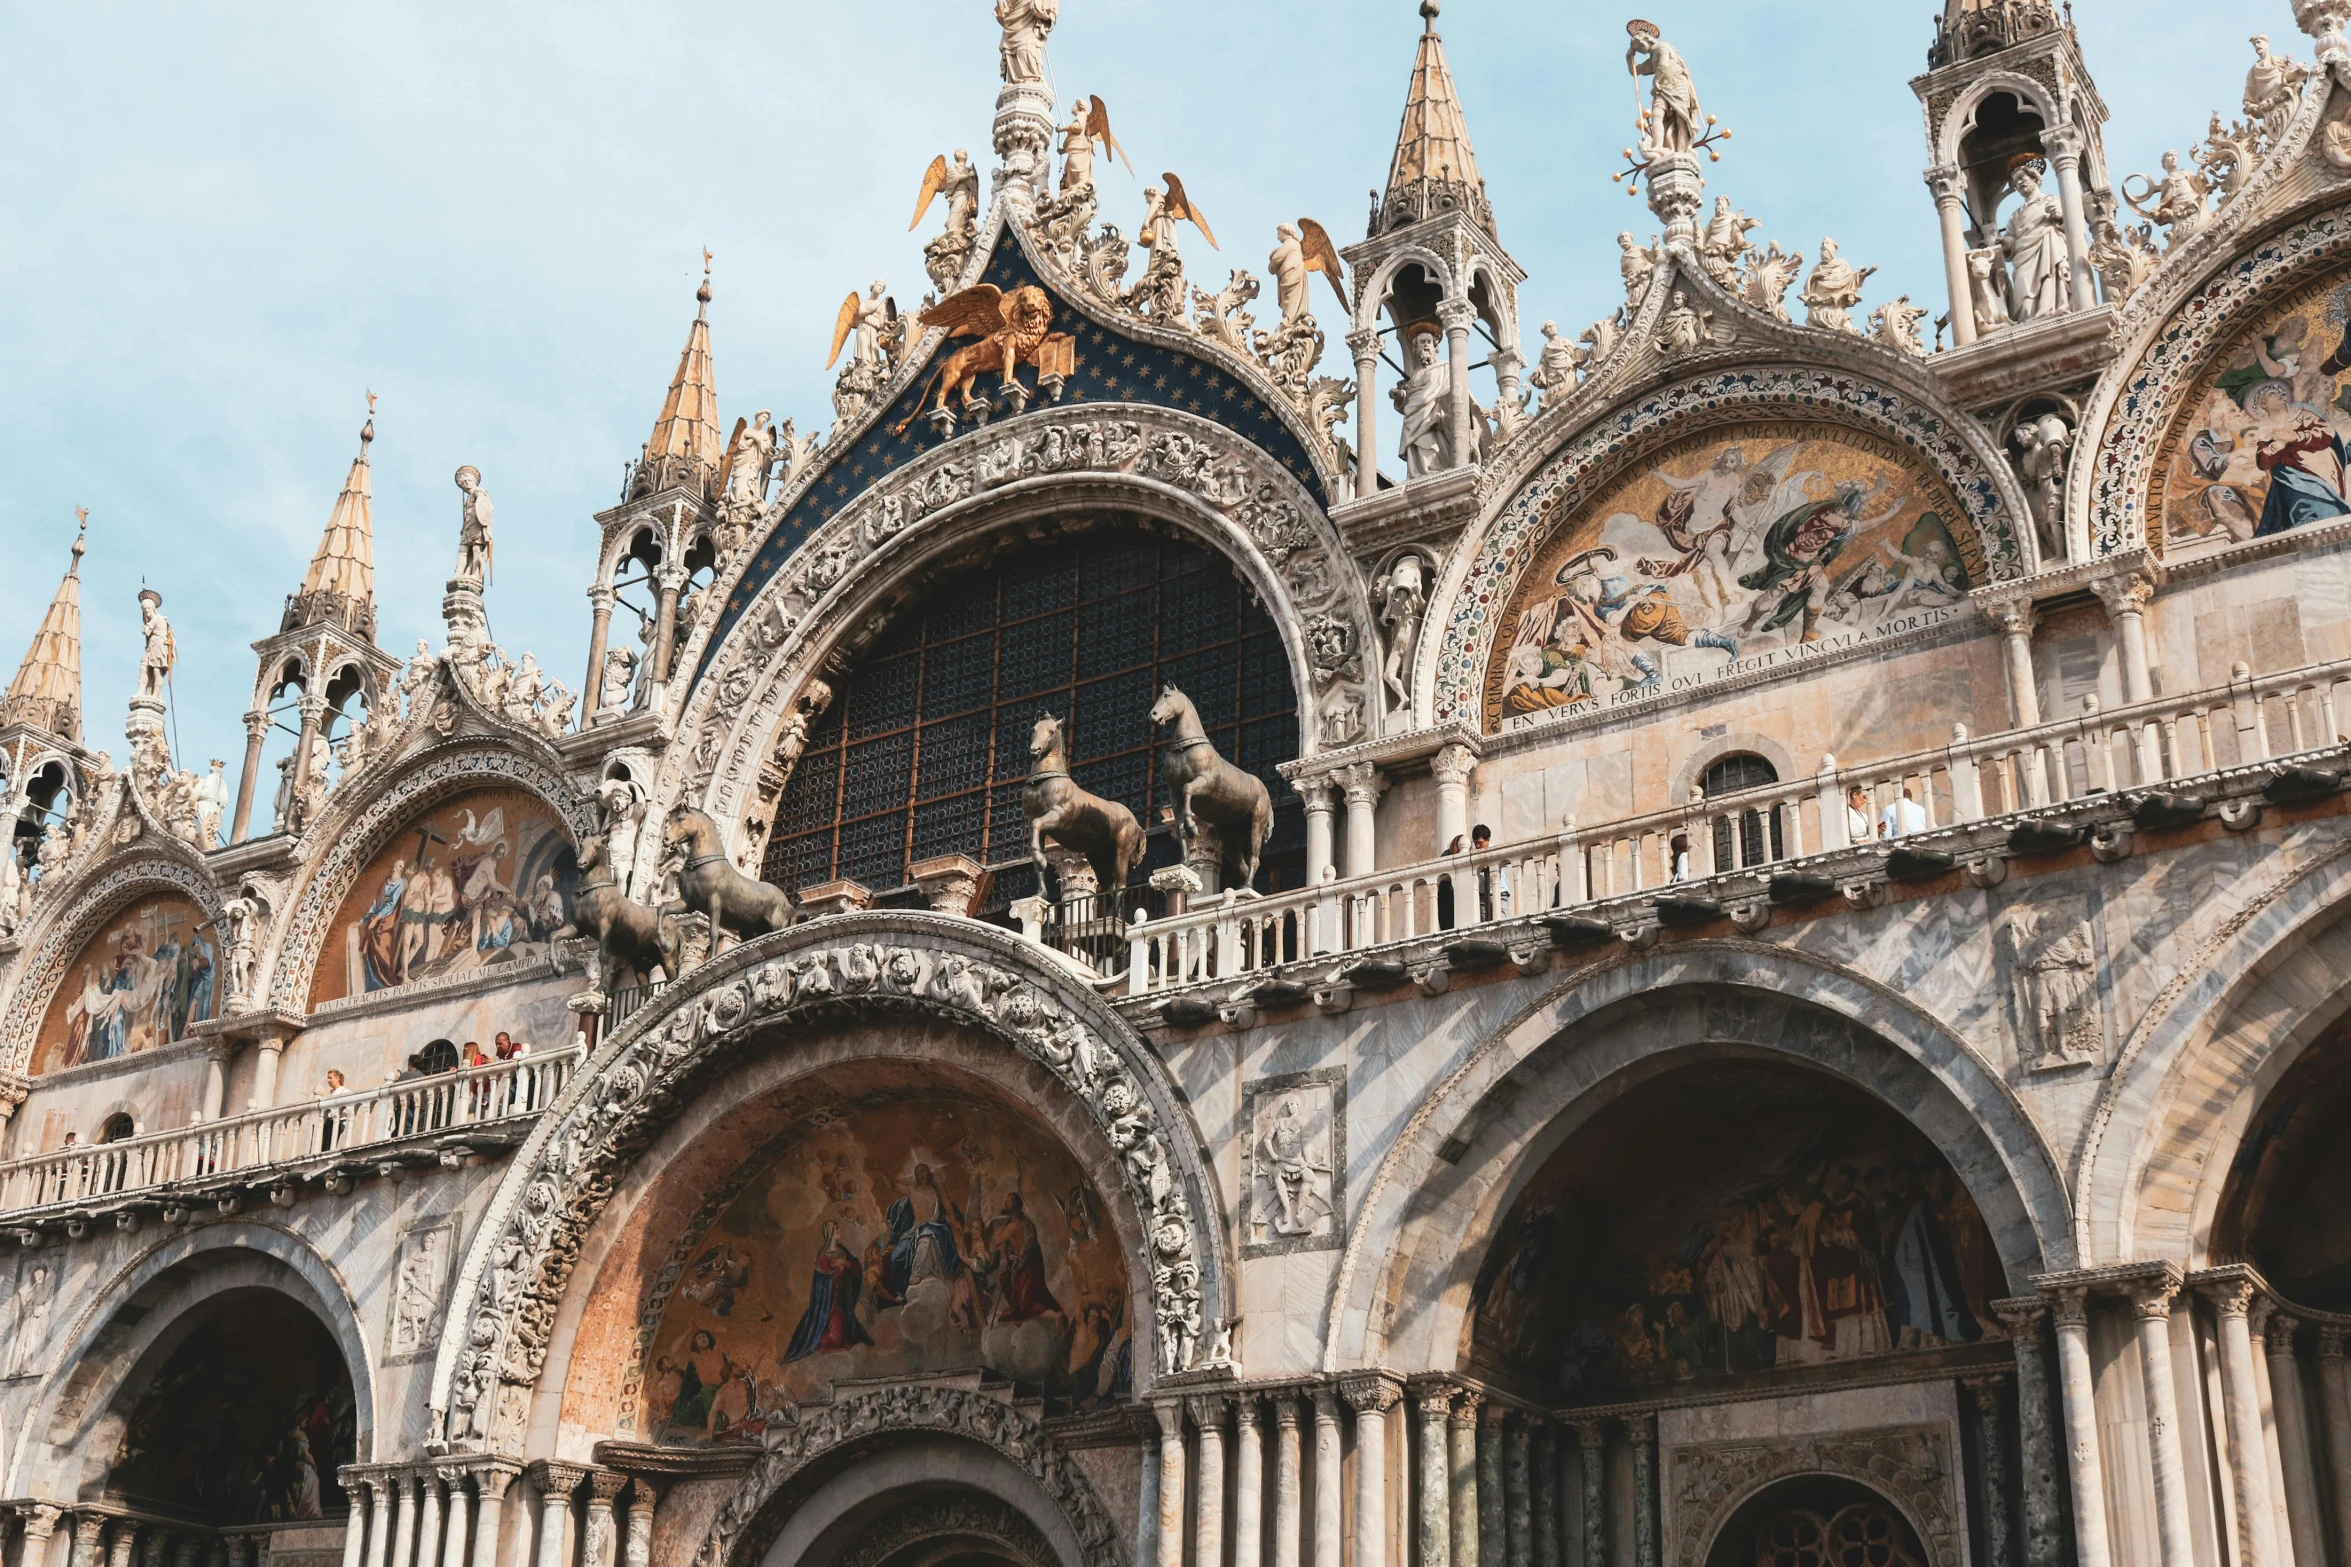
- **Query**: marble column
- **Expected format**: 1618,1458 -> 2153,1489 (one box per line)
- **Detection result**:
437,1470 -> 473,1567
1337,764 -> 1387,881
1982,598 -> 2042,729
2264,1315 -> 2329,1567
230,709 -> 268,843
1274,1397 -> 1304,1567
1992,1300 -> 2064,1567
340,1480 -> 371,1567
1532,1426 -> 1558,1567
1235,1396 -> 1264,1567
2041,126 -> 2100,310
1440,300 -> 1477,473
1298,776 -> 1338,904
531,1463 -> 584,1567
1578,1424 -> 1606,1567
473,1466 -> 518,1567
2316,1328 -> 2351,1566
1416,1390 -> 1452,1567
2204,1278 -> 2282,1567
391,1474 -> 420,1567
1479,1404 -> 1507,1567
1156,1401 -> 1188,1567
648,567 -> 685,689
1449,1393 -> 1483,1567
1345,1376 -> 1402,1567
20,1508 -> 63,1567
2129,1278 -> 2196,1567
1926,165 -> 1978,347
1313,1390 -> 1346,1567
2049,1288 -> 2115,1567
1504,1417 -> 1532,1567
2249,1304 -> 2298,1567
1623,1414 -> 1658,1567
198,1041 -> 232,1124
1349,327 -> 1382,498
1965,1375 -> 2017,1567
619,1479 -> 659,1567
1191,1395 -> 1228,1567
416,1474 -> 446,1567
105,1522 -> 136,1567
581,584 -> 615,721
2093,572 -> 2160,781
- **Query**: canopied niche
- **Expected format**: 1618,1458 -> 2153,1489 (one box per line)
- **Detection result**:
100,1287 -> 356,1523
36,892 -> 218,1074
2212,1015 -> 2351,1307
1469,1062 -> 2005,1403
631,1061 -> 1132,1445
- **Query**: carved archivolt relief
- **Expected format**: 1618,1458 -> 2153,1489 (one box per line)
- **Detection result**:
1666,1422 -> 1962,1567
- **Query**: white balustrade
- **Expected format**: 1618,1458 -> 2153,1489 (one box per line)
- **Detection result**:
0,1047 -> 580,1216
1118,657 -> 2351,999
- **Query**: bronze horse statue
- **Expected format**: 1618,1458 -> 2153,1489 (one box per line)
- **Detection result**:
1150,684 -> 1273,890
663,807 -> 795,950
1023,714 -> 1145,904
549,831 -> 679,991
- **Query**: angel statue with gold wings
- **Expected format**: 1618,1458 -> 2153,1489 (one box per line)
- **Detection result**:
827,283 -> 898,376
1268,219 -> 1347,327
1059,95 -> 1132,199
1129,173 -> 1216,322
910,150 -> 981,244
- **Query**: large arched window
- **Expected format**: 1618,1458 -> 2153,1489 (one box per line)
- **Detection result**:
1701,752 -> 1783,869
764,525 -> 1302,905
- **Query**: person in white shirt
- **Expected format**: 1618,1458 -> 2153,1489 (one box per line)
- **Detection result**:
1879,785 -> 1928,839
1844,784 -> 1873,845
1471,824 -> 1511,918
1669,832 -> 1693,883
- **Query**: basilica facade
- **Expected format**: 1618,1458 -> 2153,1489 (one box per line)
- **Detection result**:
4,2 -> 2351,1565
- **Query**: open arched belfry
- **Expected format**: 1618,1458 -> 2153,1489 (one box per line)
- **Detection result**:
8,3 -> 2351,1565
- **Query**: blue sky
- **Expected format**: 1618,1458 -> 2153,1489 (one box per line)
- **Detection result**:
0,0 -> 2275,769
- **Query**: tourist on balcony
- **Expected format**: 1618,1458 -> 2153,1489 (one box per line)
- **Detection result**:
392,1052 -> 426,1138
1878,786 -> 1928,840
1437,835 -> 1464,929
1669,833 -> 1692,883
1844,784 -> 1873,846
1472,824 -> 1511,920
317,1070 -> 349,1151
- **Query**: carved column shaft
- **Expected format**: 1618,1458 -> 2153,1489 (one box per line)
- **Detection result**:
1346,1379 -> 1401,1567
1155,1402 -> 1188,1567
1274,1398 -> 1304,1567
531,1464 -> 584,1567
1927,166 -> 1978,347
230,710 -> 268,844
1531,1425 -> 1558,1567
2041,127 -> 2100,311
2207,1282 -> 2282,1567
2050,1290 -> 2115,1567
1313,1391 -> 1345,1567
619,1481 -> 655,1567
1191,1398 -> 1227,1567
1479,1406 -> 1507,1566
582,585 -> 616,721
416,1475 -> 446,1567
2264,1318 -> 2328,1567
2128,1284 -> 2196,1567
1449,1395 -> 1483,1567
1349,328 -> 1381,499
1504,1416 -> 1532,1567
1441,302 -> 1476,474
339,1481 -> 370,1567
1967,1376 -> 2017,1567
1624,1414 -> 1658,1567
104,1522 -> 135,1567
1579,1424 -> 1606,1567
1994,1300 -> 2064,1567
1234,1398 -> 1263,1567
1416,1392 -> 1453,1567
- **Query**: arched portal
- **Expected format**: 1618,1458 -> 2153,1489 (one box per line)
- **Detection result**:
762,523 -> 1302,909
1469,1059 -> 2007,1405
2211,1009 -> 2351,1306
1704,1475 -> 1932,1567
95,1286 -> 357,1525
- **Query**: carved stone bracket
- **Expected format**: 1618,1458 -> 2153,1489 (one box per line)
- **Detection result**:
429,915 -> 1223,1453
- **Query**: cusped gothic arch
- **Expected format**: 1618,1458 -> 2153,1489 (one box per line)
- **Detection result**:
1322,942 -> 2071,1374
701,1386 -> 1123,1567
1929,70 -> 2063,171
2074,833 -> 2351,1266
7,1220 -> 376,1498
667,404 -> 1374,855
1422,361 -> 2031,728
1352,243 -> 1463,335
260,739 -> 595,1012
429,913 -> 1228,1450
0,845 -> 225,1077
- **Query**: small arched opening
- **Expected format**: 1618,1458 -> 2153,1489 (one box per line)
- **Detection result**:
99,1112 -> 136,1143
608,526 -> 667,711
1705,1475 -> 1929,1567
1700,752 -> 1785,871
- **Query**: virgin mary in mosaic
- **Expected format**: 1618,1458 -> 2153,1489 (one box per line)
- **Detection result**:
1483,424 -> 1976,729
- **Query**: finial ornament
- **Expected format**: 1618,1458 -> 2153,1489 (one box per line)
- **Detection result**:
1421,0 -> 1440,26
697,249 -> 713,307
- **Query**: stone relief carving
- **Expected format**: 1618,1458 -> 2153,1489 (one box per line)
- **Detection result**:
2007,902 -> 2103,1070
1666,1423 -> 1962,1567
1243,1067 -> 1344,1258
685,404 -> 1369,832
5,1257 -> 53,1380
831,1495 -> 1055,1567
435,923 -> 1216,1453
389,1219 -> 455,1363
697,1383 -> 1118,1567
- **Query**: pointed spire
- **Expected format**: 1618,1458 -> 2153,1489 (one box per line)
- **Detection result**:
1374,0 -> 1495,240
284,398 -> 379,639
631,253 -> 723,502
4,516 -> 87,743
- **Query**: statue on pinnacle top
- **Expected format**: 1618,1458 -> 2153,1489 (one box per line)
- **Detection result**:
1626,19 -> 1702,156
996,0 -> 1059,86
136,588 -> 175,701
453,465 -> 495,583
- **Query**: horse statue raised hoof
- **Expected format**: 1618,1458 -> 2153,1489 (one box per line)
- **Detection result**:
549,831 -> 681,992
1150,684 -> 1273,891
663,807 -> 795,952
1023,713 -> 1146,905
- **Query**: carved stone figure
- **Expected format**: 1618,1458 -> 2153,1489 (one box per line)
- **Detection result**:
2012,413 -> 2074,564
1129,177 -> 1215,323
2089,215 -> 2159,304
453,466 -> 495,582
221,894 -> 257,1007
1528,320 -> 1578,404
599,647 -> 639,714
890,283 -> 1068,434
2122,150 -> 2213,252
1800,238 -> 1875,334
828,283 -> 901,424
1394,329 -> 1451,477
720,410 -> 778,513
552,830 -> 678,992
994,0 -> 1059,85
1267,219 -> 1345,327
136,588 -> 174,699
2011,905 -> 2101,1068
192,759 -> 228,847
1626,19 -> 1703,155
1658,290 -> 1706,353
1251,1089 -> 1335,1243
1576,316 -> 1623,375
1697,196 -> 1761,290
2001,162 -> 2072,321
2245,33 -> 2312,143
1150,686 -> 1273,891
1378,553 -> 1428,711
1967,248 -> 2013,337
1618,231 -> 1662,303
1023,714 -> 1145,904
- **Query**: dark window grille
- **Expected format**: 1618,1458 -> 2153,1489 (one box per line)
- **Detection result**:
763,526 -> 1303,908
1701,753 -> 1783,868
